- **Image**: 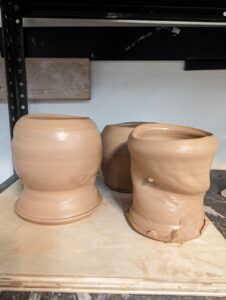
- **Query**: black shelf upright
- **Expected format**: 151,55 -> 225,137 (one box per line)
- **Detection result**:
0,0 -> 28,192
1,0 -> 28,135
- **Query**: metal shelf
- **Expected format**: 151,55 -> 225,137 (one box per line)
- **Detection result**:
1,0 -> 226,192
11,1 -> 226,23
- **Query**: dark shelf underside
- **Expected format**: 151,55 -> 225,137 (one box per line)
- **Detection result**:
4,0 -> 226,22
1,27 -> 226,61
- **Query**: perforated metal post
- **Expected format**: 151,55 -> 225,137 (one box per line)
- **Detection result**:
0,0 -> 27,192
1,0 -> 28,137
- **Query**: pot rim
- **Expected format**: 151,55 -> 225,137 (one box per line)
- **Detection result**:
105,121 -> 155,129
130,123 -> 214,142
24,114 -> 89,121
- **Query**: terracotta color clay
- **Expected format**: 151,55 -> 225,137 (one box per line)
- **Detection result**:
128,123 -> 218,243
101,122 -> 145,193
12,114 -> 102,224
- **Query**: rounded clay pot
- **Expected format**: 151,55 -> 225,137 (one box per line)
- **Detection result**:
12,114 -> 102,225
101,122 -> 145,193
127,123 -> 218,243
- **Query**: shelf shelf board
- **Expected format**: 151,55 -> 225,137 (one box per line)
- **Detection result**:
14,1 -> 226,23
0,175 -> 226,295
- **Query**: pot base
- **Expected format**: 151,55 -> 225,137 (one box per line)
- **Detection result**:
104,181 -> 132,193
14,185 -> 102,225
127,208 -> 209,243
15,201 -> 101,225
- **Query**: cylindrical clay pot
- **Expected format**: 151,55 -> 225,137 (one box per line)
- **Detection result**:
128,123 -> 218,243
101,122 -> 145,193
12,114 -> 102,224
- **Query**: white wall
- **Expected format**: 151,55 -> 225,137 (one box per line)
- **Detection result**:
29,60 -> 226,169
0,12 -> 13,183
0,100 -> 14,183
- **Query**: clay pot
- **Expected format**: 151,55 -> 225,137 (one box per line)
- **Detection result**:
101,122 -> 144,193
128,123 -> 218,243
12,114 -> 102,224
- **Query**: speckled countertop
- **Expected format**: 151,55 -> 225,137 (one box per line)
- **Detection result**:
0,292 -> 226,300
204,170 -> 226,238
0,170 -> 226,300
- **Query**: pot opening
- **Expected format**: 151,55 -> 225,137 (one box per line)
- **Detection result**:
113,122 -> 149,128
26,115 -> 88,121
134,125 -> 211,141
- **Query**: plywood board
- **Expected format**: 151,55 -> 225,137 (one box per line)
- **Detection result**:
0,58 -> 90,100
0,175 -> 226,295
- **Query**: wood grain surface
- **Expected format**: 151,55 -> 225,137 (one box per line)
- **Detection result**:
0,175 -> 225,295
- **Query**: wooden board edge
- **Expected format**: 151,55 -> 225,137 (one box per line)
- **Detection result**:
0,275 -> 225,296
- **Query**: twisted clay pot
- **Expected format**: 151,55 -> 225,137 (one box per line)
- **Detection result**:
101,122 -> 145,193
12,114 -> 102,224
127,123 -> 218,243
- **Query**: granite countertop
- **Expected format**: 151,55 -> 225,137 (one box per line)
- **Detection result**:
0,292 -> 225,300
204,170 -> 226,239
0,170 -> 225,300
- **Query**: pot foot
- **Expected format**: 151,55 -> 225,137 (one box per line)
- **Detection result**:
15,185 -> 102,225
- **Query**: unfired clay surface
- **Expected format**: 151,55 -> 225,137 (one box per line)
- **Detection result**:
12,114 -> 102,224
128,123 -> 218,243
101,122 -> 144,193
